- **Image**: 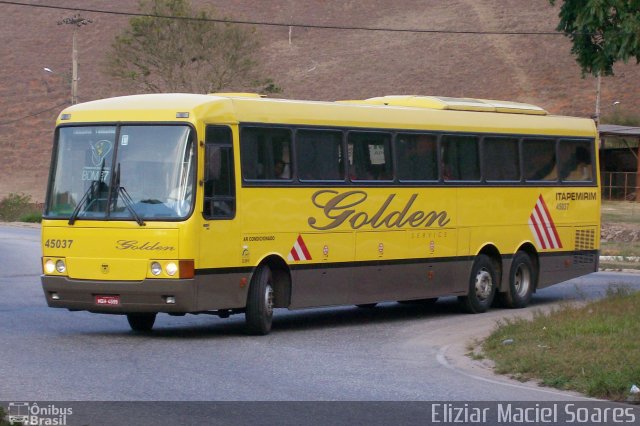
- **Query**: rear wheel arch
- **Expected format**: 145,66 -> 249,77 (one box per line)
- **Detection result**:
499,248 -> 538,309
516,243 -> 539,291
476,244 -> 503,285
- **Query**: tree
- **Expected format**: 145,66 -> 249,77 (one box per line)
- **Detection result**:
106,0 -> 277,93
549,0 -> 640,77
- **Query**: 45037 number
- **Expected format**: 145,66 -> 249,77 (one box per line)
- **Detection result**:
44,239 -> 74,249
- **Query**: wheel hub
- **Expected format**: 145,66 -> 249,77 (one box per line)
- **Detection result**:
265,284 -> 274,316
475,269 -> 493,301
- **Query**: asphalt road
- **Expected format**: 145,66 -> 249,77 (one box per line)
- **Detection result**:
2,224 -> 640,423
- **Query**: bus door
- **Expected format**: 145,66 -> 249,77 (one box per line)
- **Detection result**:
198,125 -> 244,308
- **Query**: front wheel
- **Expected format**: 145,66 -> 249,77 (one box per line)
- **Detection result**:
459,254 -> 497,314
500,251 -> 535,309
245,265 -> 274,335
127,313 -> 156,332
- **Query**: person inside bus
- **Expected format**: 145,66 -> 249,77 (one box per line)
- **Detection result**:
397,134 -> 436,180
274,160 -> 290,179
561,146 -> 592,181
527,148 -> 558,181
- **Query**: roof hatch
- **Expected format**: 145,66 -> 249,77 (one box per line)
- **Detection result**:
338,95 -> 547,115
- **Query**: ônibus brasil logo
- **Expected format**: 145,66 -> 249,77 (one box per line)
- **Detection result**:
5,402 -> 72,425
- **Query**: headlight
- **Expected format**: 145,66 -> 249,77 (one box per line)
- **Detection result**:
166,262 -> 178,276
55,260 -> 66,273
150,262 -> 162,276
44,259 -> 56,274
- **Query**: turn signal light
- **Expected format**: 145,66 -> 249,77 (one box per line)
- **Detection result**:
179,260 -> 194,279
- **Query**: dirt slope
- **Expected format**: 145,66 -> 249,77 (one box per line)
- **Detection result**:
1,0 -> 639,201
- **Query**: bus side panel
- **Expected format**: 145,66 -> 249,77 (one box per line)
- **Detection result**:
537,253 -> 598,289
194,272 -> 250,311
349,259 -> 469,305
537,224 -> 599,289
289,258 -> 469,309
289,265 -> 354,308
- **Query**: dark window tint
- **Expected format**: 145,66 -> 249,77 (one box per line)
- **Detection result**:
441,135 -> 480,181
559,139 -> 593,182
296,129 -> 344,181
396,133 -> 438,181
241,127 -> 292,180
204,126 -> 235,219
483,136 -> 520,181
524,138 -> 557,181
347,132 -> 392,181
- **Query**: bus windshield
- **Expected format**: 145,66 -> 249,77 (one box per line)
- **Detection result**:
45,125 -> 195,222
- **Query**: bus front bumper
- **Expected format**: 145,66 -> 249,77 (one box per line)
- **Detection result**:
41,275 -> 198,313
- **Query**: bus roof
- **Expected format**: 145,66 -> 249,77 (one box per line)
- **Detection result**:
57,93 -> 596,138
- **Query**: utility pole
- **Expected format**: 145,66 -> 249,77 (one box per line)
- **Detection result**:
58,14 -> 93,104
594,74 -> 601,127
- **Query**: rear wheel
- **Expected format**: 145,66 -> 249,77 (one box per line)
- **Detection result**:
459,254 -> 497,313
126,313 -> 156,332
500,251 -> 535,308
245,265 -> 274,335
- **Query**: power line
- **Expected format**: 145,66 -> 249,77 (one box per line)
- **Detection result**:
0,101 -> 68,126
0,0 -> 565,36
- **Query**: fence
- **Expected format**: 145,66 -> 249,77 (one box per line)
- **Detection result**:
601,171 -> 638,201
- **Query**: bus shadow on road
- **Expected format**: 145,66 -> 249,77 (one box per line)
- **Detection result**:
104,293 -> 570,338
87,299 -> 467,339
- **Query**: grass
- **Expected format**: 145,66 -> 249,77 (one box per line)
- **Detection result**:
482,286 -> 640,401
601,201 -> 640,225
601,241 -> 640,257
600,201 -> 640,270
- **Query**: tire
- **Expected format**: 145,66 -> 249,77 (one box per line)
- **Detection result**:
500,251 -> 535,309
459,254 -> 497,314
127,313 -> 156,332
245,265 -> 274,335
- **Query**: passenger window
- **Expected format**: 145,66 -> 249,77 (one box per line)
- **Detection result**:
296,129 -> 344,181
524,138 -> 557,181
204,126 -> 235,219
559,139 -> 593,182
347,132 -> 392,181
396,133 -> 438,181
441,135 -> 480,181
483,136 -> 520,181
240,127 -> 292,180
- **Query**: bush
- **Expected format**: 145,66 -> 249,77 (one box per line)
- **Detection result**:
0,193 -> 32,221
0,406 -> 11,426
0,193 -> 41,222
20,212 -> 42,223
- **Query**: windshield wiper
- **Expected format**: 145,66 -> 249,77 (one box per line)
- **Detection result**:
69,159 -> 107,225
68,180 -> 98,225
111,163 -> 144,226
118,186 -> 145,226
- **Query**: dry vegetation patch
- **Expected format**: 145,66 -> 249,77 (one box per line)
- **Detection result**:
483,287 -> 640,401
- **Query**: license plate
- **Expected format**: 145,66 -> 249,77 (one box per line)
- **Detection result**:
95,295 -> 120,306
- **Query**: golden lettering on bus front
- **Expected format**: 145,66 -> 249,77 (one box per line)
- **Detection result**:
115,240 -> 175,251
308,190 -> 450,231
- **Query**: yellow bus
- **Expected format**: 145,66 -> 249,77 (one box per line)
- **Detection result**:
41,93 -> 600,334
